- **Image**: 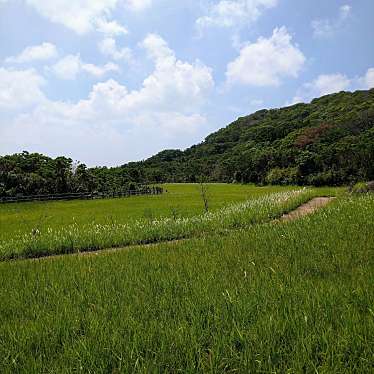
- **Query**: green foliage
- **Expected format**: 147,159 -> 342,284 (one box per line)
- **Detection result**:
117,89 -> 374,186
0,188 -> 320,260
351,182 -> 371,194
0,152 -> 144,197
0,194 -> 373,372
266,167 -> 299,185
0,184 -> 299,244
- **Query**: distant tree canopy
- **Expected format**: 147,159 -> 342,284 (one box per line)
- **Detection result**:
1,89 -> 374,196
118,89 -> 374,186
0,152 -> 141,197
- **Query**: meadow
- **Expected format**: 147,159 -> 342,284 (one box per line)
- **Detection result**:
1,184 -> 373,373
0,184 -> 295,240
0,184 -> 325,260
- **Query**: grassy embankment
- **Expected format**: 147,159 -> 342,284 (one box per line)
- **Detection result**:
0,188 -> 373,372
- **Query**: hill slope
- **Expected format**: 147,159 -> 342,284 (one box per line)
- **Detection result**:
124,89 -> 374,185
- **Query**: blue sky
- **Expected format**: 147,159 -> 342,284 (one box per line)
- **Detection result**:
1,0 -> 373,166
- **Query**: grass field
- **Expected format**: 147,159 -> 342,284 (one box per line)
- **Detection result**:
0,184 -> 334,260
0,184 -> 295,240
1,184 -> 373,372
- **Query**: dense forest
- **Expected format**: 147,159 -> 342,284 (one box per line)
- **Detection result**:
126,89 -> 374,186
1,89 -> 374,196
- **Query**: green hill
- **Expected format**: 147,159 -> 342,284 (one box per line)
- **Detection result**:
125,89 -> 374,186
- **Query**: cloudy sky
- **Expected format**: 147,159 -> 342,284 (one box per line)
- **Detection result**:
1,0 -> 373,166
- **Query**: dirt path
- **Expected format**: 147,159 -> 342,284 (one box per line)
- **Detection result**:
279,197 -> 335,222
12,196 -> 336,263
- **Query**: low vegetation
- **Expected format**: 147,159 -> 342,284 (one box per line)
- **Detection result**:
1,191 -> 373,372
0,184 -> 296,242
1,188 -> 323,260
351,181 -> 374,194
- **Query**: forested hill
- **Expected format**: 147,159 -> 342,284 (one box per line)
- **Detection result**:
125,88 -> 374,186
1,89 -> 374,197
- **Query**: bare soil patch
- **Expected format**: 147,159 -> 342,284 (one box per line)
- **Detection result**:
280,197 -> 335,222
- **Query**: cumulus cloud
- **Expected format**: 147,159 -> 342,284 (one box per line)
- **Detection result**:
1,34 -> 214,165
312,4 -> 351,38
50,54 -> 119,80
5,42 -> 58,63
0,68 -> 46,110
196,0 -> 277,30
124,0 -> 153,11
95,18 -> 128,36
98,38 -> 133,62
288,68 -> 374,105
23,0 -> 152,34
308,74 -> 351,96
360,68 -> 374,89
226,26 -> 305,86
24,0 -> 119,34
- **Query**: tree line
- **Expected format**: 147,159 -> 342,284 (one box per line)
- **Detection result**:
0,153 -> 146,197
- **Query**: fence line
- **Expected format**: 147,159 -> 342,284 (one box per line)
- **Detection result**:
0,188 -> 163,204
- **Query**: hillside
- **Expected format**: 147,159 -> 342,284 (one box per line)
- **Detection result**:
124,88 -> 374,186
1,89 -> 374,197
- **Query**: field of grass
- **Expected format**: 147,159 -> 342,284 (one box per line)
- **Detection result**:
0,184 -> 295,241
1,184 -> 339,260
0,187 -> 373,372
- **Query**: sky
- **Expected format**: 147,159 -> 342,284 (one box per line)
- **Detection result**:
0,0 -> 373,166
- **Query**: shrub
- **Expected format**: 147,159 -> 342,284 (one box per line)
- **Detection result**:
307,171 -> 338,187
351,182 -> 374,193
265,167 -> 299,185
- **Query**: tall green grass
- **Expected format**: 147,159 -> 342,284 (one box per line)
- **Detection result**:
0,194 -> 373,372
0,184 -> 297,242
0,189 -> 319,260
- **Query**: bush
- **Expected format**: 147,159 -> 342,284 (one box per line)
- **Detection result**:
351,182 -> 370,194
307,171 -> 336,187
265,167 -> 299,185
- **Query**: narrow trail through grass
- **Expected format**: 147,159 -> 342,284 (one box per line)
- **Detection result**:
280,196 -> 335,221
12,194 -> 336,263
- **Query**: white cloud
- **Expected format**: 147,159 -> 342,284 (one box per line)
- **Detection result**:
5,42 -> 58,63
98,38 -> 133,62
226,27 -> 305,86
124,0 -> 153,11
289,68 -> 374,105
1,34 -> 214,165
51,54 -> 119,80
196,0 -> 277,30
82,62 -> 120,77
307,74 -> 351,96
360,68 -> 374,89
95,18 -> 128,36
51,55 -> 81,80
0,68 -> 46,110
24,0 -> 152,34
289,73 -> 353,105
25,0 -> 120,34
312,4 -> 351,38
340,4 -> 351,19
